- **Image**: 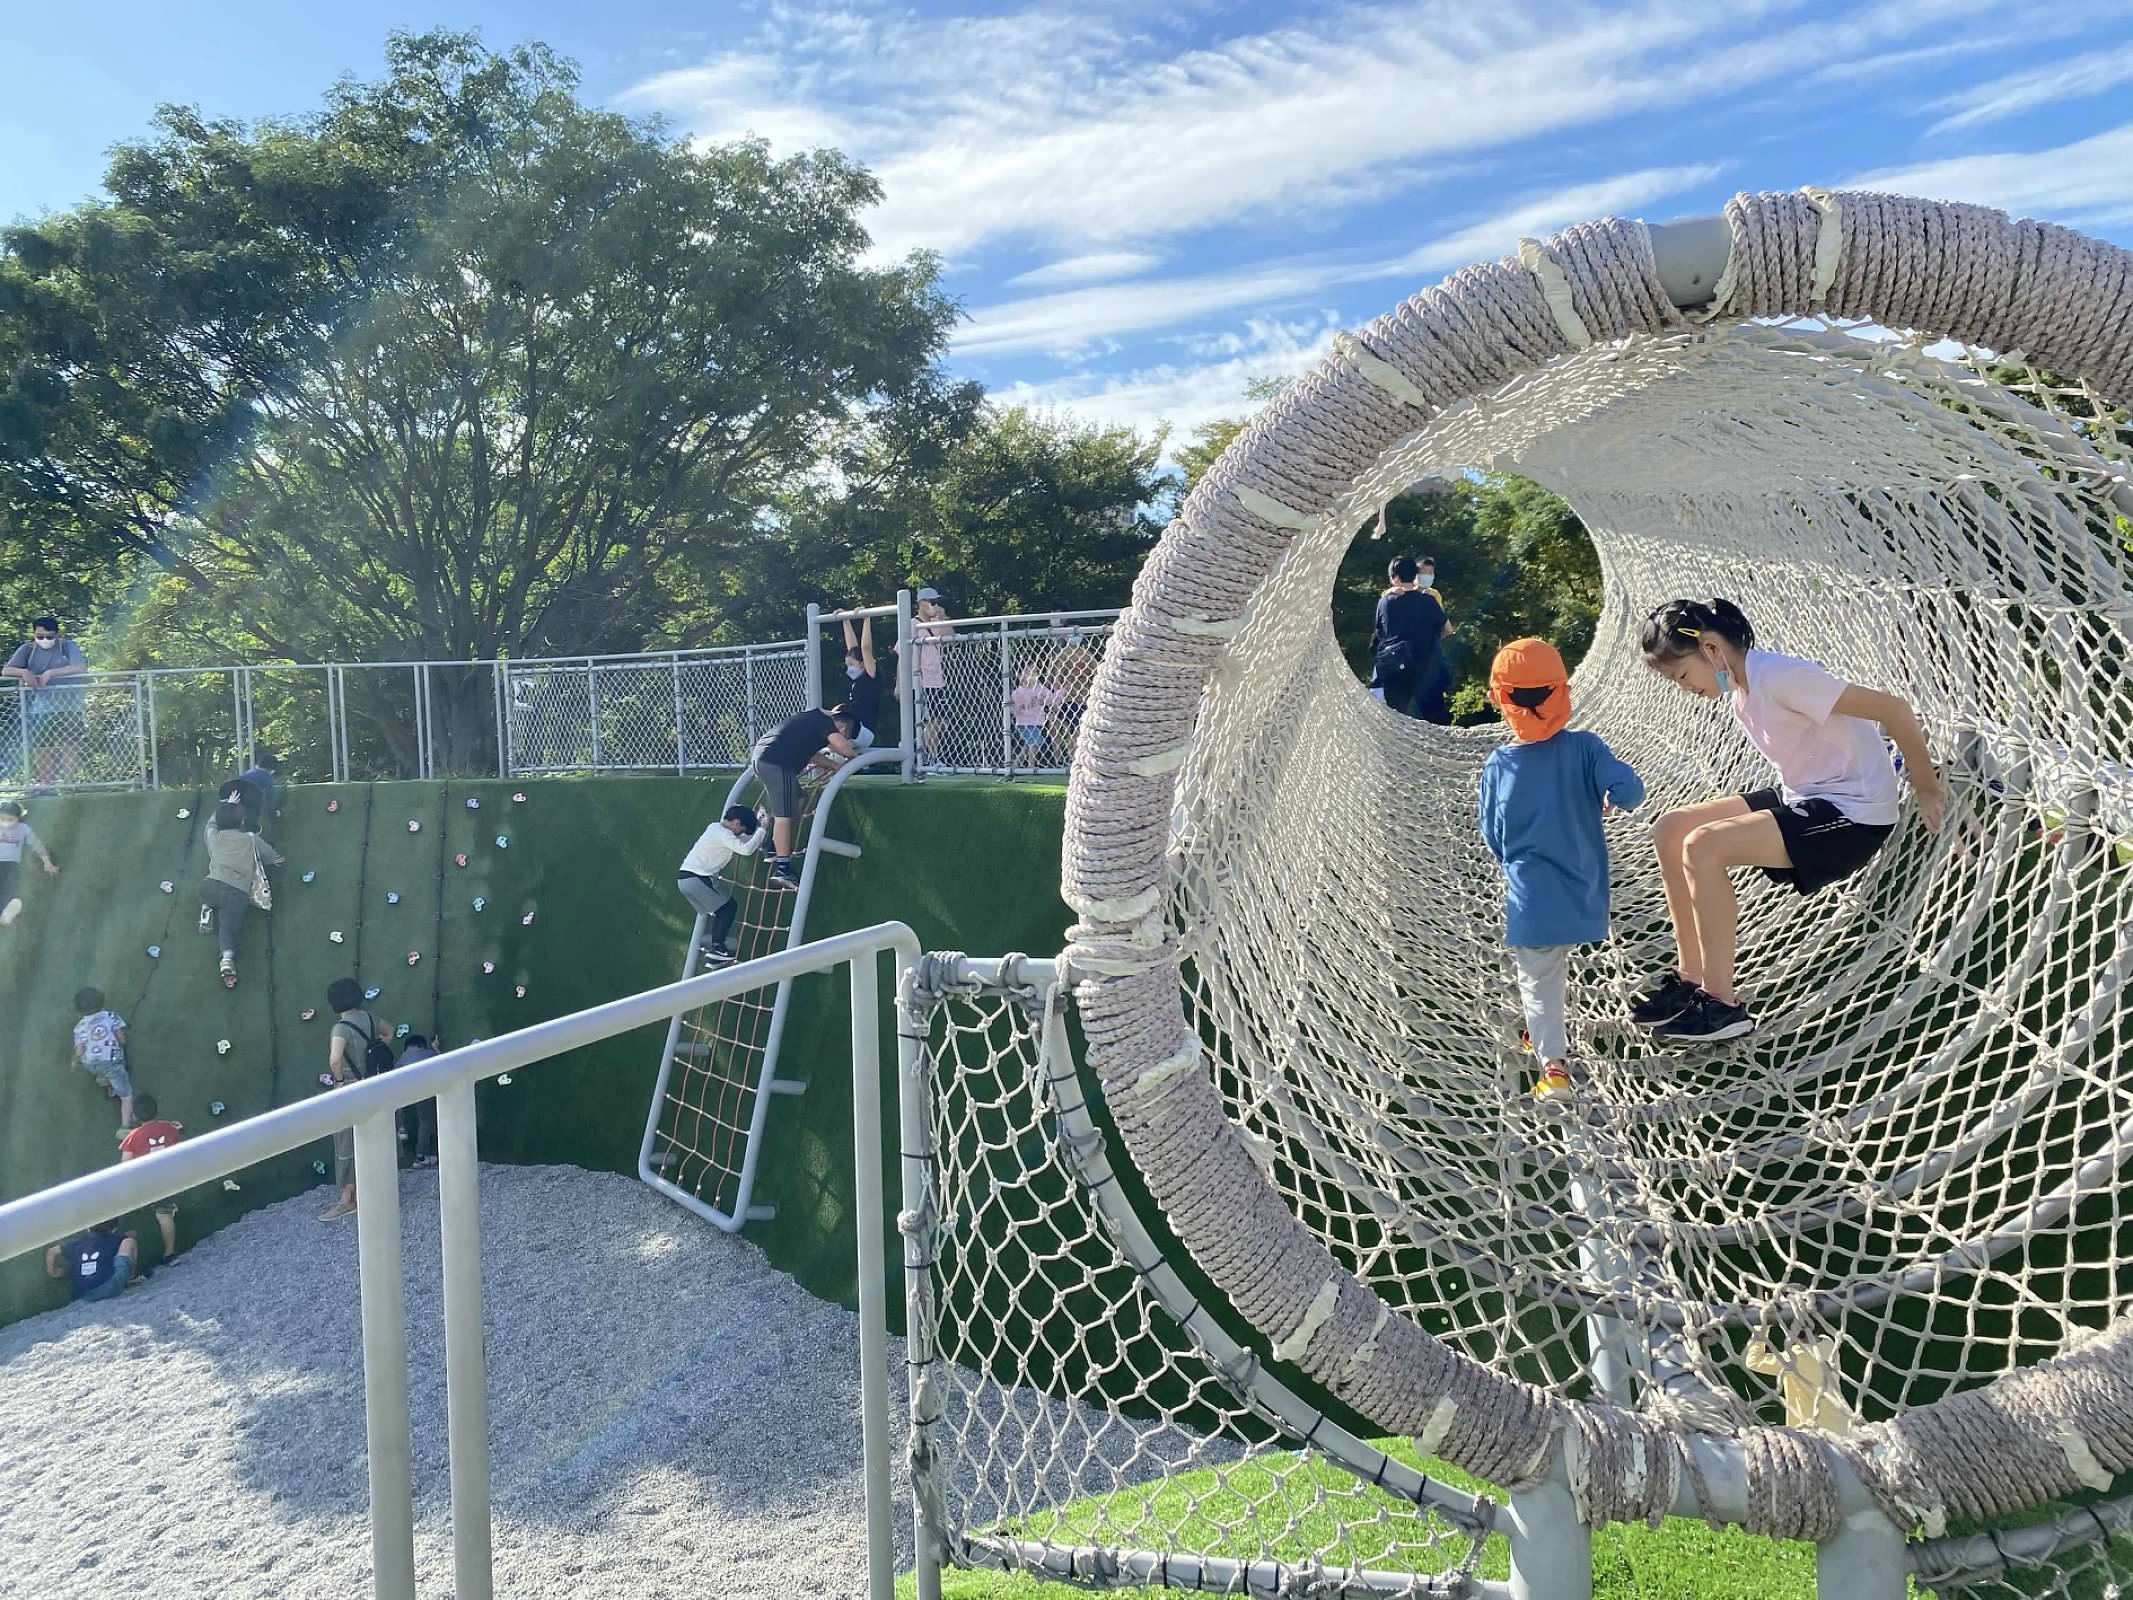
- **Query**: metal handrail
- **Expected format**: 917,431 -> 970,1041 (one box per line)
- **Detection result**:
0,921 -> 921,1600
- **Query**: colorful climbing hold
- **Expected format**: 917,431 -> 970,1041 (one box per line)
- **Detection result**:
406,949 -> 420,966
497,1073 -> 513,1086
472,896 -> 486,911
327,799 -> 339,813
407,819 -> 421,833
482,960 -> 495,975
512,792 -> 526,803
300,1008 -> 316,1021
394,1022 -> 410,1038
514,984 -> 527,999
302,870 -> 316,884
455,853 -> 468,868
363,986 -> 381,1001
521,911 -> 535,926
312,1158 -> 329,1174
176,808 -> 191,820
495,834 -> 509,849
216,1039 -> 231,1055
223,1178 -> 241,1193
209,1101 -> 226,1116
467,796 -> 481,810
329,930 -> 345,944
146,945 -> 161,958
159,880 -> 174,893
385,890 -> 401,905
317,1076 -> 333,1089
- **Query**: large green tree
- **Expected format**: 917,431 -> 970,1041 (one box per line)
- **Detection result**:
0,31 -> 960,767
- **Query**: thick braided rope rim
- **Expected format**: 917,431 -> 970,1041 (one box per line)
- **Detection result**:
1060,188 -> 2133,1545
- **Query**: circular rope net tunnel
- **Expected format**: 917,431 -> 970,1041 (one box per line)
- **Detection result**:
1058,190 -> 2133,1566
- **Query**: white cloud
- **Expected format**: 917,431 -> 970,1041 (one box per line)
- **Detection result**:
957,164 -> 1723,356
1006,252 -> 1166,290
620,0 -> 1984,263
1925,46 -> 2133,134
1849,121 -> 2133,228
996,314 -> 1345,457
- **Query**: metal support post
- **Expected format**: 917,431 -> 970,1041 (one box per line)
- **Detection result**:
894,949 -> 942,1600
145,674 -> 161,790
352,1112 -> 417,1600
435,1078 -> 493,1600
804,602 -> 823,710
1506,1479 -> 1591,1600
586,659 -> 601,771
896,588 -> 916,784
852,950 -> 894,1600
672,654 -> 686,774
997,619 -> 1013,777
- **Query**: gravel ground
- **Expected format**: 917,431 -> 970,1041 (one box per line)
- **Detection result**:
0,1164 -> 1223,1600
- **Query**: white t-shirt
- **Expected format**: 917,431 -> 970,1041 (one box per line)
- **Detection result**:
1731,649 -> 1900,825
679,820 -> 767,878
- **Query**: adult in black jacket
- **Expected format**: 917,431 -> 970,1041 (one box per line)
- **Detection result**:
1369,556 -> 1452,720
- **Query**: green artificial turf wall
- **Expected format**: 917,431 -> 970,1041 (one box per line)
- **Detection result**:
0,774 -> 1071,1330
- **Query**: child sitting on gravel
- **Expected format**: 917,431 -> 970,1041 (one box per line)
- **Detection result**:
72,986 -> 136,1129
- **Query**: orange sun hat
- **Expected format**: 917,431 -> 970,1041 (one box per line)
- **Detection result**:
1490,637 -> 1571,742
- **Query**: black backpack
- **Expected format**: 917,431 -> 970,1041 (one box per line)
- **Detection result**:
345,1013 -> 397,1079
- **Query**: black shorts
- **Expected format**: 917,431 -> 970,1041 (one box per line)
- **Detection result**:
1744,788 -> 1895,895
0,859 -> 14,902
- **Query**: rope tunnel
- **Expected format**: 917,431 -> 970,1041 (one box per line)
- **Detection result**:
1060,190 -> 2133,1538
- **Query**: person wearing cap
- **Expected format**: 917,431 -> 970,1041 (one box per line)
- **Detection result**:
1477,639 -> 1645,1099
912,587 -> 951,773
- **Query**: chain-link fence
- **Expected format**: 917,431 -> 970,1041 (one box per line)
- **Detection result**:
909,612 -> 1116,778
502,645 -> 805,775
0,679 -> 149,790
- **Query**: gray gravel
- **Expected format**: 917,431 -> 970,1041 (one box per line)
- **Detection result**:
0,1164 -> 1222,1600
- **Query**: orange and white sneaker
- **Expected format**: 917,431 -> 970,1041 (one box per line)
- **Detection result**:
1531,1064 -> 1575,1101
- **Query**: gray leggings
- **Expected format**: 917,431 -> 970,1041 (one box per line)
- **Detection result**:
200,878 -> 251,959
676,874 -> 738,946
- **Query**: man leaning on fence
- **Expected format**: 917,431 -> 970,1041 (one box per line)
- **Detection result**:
4,616 -> 89,788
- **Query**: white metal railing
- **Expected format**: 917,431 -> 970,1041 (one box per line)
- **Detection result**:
0,922 -> 921,1600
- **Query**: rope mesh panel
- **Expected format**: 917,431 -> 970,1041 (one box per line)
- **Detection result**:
1046,195 -> 2133,1579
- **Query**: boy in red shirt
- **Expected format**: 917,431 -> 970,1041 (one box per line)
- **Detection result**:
118,1093 -> 184,1257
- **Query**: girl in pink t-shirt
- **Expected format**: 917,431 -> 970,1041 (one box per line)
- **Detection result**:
1629,597 -> 1945,1047
1007,665 -> 1061,773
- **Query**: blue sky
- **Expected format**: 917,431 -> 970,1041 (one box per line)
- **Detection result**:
5,1 -> 2132,456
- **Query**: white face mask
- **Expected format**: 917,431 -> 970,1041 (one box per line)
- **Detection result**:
847,664 -> 862,680
1416,574 -> 1434,590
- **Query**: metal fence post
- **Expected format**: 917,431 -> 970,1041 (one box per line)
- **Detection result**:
804,602 -> 823,711
145,676 -> 161,790
744,649 -> 757,751
896,589 -> 916,784
997,619 -> 1013,777
672,654 -> 686,775
230,670 -> 245,777
495,664 -> 510,779
132,679 -> 149,790
587,659 -> 602,771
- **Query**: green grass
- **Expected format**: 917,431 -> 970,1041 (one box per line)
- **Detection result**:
894,1440 -> 1836,1598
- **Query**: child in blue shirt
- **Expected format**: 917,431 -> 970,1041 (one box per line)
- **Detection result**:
1478,639 -> 1645,1098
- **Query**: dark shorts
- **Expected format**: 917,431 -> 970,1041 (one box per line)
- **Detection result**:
1744,788 -> 1896,895
919,686 -> 946,726
753,756 -> 802,821
0,859 -> 14,901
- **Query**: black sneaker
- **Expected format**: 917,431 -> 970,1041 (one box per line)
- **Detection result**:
701,943 -> 736,966
1630,971 -> 1699,1026
1651,992 -> 1756,1045
768,862 -> 801,892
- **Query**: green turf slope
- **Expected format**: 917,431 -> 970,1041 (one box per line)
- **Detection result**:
0,774 -> 1071,1327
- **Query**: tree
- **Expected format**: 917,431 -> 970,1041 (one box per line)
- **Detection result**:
712,401 -> 1169,646
0,31 -> 960,769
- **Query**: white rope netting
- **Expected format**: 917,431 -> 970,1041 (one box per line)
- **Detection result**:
1051,191 -> 2133,1573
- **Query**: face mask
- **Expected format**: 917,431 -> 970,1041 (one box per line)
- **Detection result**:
847,664 -> 862,680
32,637 -> 55,649
1713,659 -> 1733,697
1416,575 -> 1434,590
